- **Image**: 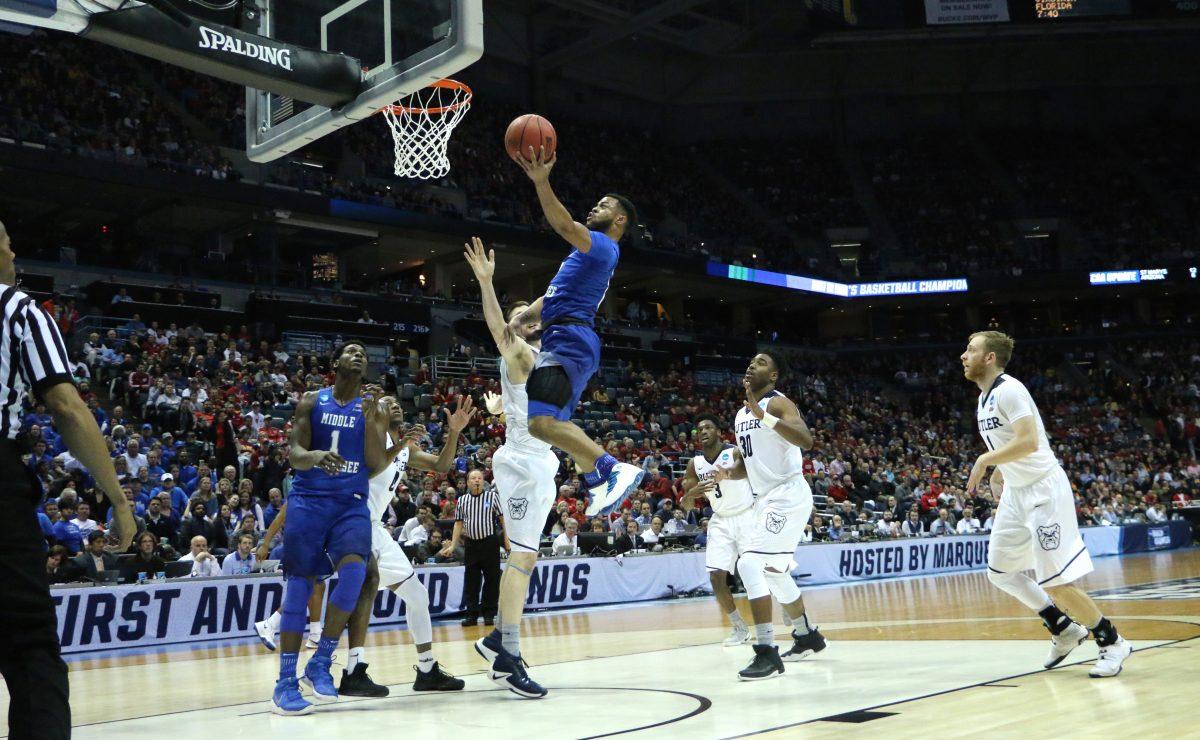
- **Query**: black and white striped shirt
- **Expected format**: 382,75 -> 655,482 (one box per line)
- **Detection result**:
0,284 -> 74,439
454,487 -> 502,540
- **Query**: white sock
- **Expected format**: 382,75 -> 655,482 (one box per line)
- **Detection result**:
347,646 -> 365,672
416,649 -> 434,673
308,621 -> 320,639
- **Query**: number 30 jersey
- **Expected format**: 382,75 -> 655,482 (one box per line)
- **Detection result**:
693,444 -> 755,516
368,432 -> 411,522
733,389 -> 805,494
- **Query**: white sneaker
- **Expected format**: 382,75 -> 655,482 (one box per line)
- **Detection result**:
723,624 -> 752,647
255,619 -> 278,651
1044,621 -> 1088,669
585,463 -> 645,516
1089,637 -> 1132,678
305,635 -> 320,650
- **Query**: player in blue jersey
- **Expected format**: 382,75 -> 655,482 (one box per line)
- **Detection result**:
512,145 -> 646,517
271,342 -> 387,716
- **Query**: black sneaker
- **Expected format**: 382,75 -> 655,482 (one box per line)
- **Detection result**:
484,616 -> 495,626
461,615 -> 479,627
781,628 -> 827,662
412,662 -> 466,691
339,663 -> 389,697
738,645 -> 784,681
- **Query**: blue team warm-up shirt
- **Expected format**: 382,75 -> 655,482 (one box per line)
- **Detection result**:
290,388 -> 369,498
542,231 -> 620,323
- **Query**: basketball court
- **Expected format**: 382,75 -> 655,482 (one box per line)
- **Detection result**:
5,549 -> 1195,738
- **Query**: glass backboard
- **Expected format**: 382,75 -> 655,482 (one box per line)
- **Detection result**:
246,0 -> 481,162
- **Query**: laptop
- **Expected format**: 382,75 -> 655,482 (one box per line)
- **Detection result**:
164,561 -> 194,579
578,532 -> 614,555
252,560 -> 281,573
92,570 -> 120,585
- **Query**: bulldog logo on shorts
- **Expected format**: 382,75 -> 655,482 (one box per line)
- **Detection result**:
765,512 -> 787,534
1036,523 -> 1061,551
508,497 -> 529,520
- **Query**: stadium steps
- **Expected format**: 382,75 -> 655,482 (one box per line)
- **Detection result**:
837,142 -> 901,261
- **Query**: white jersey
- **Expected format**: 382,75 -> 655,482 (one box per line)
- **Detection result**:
733,389 -> 805,493
368,433 -> 410,522
693,445 -> 754,516
976,373 -> 1059,488
500,356 -> 551,452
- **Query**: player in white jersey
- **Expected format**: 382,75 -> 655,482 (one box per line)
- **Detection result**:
337,393 -> 476,695
681,415 -> 757,647
720,352 -> 826,681
963,331 -> 1131,677
464,237 -> 559,698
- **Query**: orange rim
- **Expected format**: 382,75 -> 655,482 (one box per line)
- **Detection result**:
384,79 -> 473,116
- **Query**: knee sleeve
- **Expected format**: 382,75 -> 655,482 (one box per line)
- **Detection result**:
280,575 -> 315,634
736,552 -> 770,600
765,569 -> 801,605
526,365 -> 573,408
329,560 -> 367,612
987,568 -> 1052,611
398,575 -> 432,646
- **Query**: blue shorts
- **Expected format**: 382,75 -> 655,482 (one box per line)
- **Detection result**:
529,323 -> 600,422
282,493 -> 370,577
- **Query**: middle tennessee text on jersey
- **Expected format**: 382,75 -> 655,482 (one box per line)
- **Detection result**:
542,231 -> 619,323
292,387 -> 369,497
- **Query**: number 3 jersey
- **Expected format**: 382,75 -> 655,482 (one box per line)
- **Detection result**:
369,432 -> 411,522
693,444 -> 754,516
733,389 -> 805,494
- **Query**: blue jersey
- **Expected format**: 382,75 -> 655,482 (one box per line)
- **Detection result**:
291,388 -> 369,498
542,231 -> 619,323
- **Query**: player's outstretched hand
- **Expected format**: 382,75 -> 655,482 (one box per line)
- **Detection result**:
444,394 -> 477,432
463,236 -> 495,283
315,450 -> 346,475
743,378 -> 764,420
483,391 -> 503,416
511,144 -> 556,183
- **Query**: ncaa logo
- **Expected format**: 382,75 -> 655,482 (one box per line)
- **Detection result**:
1036,524 -> 1061,551
508,497 -> 529,520
765,512 -> 787,534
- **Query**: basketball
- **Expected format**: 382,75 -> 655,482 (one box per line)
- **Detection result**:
505,113 -> 557,163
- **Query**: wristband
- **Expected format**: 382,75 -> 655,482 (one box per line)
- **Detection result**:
762,412 -> 780,429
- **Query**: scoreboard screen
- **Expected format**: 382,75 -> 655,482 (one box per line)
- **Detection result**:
1033,0 -> 1132,18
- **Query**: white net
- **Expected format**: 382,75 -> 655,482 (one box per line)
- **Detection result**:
382,80 -> 472,180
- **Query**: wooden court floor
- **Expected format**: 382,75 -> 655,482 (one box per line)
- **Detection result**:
3,549 -> 1197,738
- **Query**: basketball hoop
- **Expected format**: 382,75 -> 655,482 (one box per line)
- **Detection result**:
381,79 -> 472,180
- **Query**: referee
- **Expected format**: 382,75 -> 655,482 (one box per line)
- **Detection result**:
0,220 -> 134,740
442,468 -> 509,626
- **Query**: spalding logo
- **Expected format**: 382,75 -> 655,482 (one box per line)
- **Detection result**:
198,27 -> 294,71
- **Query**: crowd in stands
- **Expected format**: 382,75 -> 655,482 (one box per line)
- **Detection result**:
29,278 -> 1198,584
5,33 -> 1196,287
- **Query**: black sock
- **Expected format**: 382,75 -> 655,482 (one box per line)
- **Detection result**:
1091,617 -> 1118,647
1038,604 -> 1070,635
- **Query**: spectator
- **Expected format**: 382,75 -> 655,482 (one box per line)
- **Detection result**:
46,545 -> 72,585
144,497 -> 179,544
178,535 -> 221,577
71,501 -> 99,538
70,531 -> 119,581
929,508 -> 956,537
828,514 -> 846,542
641,516 -> 665,551
416,528 -> 456,564
664,508 -> 689,535
694,517 -> 709,547
875,510 -> 896,538
178,499 -> 227,551
52,501 -> 84,554
955,507 -> 982,535
614,518 -> 643,554
128,531 -> 166,579
553,518 -> 581,556
221,533 -> 258,575
902,509 -> 926,537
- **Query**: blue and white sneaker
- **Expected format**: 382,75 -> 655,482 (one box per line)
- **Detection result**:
487,650 -> 548,699
299,655 -> 339,704
585,462 -> 645,516
474,630 -> 503,664
271,677 -> 314,716
255,619 -> 277,651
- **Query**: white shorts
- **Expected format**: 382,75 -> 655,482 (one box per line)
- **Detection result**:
372,523 -> 415,588
988,466 -> 1093,587
744,478 -> 814,572
492,443 -> 560,553
705,507 -> 757,573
